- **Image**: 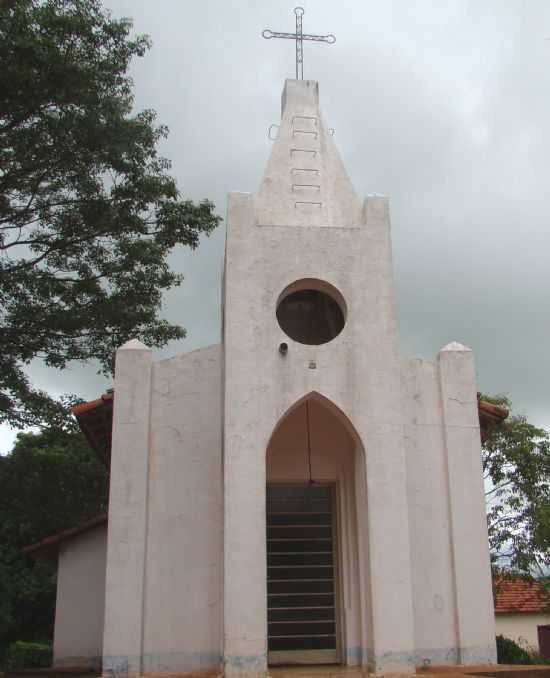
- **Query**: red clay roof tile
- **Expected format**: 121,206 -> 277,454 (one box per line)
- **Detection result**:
494,577 -> 550,614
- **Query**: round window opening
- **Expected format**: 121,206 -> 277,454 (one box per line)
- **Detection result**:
276,280 -> 346,345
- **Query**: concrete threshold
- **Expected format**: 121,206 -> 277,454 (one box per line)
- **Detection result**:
268,665 -> 550,678
269,667 -> 370,678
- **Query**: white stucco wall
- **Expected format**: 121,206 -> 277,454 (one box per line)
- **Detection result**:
223,79 -> 416,676
142,344 -> 223,676
103,342 -> 222,678
438,345 -> 497,665
103,340 -> 153,677
100,78 -> 498,678
401,352 -> 497,666
401,357 -> 458,665
495,613 -> 550,653
53,524 -> 107,669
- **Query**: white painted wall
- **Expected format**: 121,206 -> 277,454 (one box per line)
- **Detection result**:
142,344 -> 223,676
102,342 -> 222,678
401,357 -> 458,665
495,613 -> 550,653
97,77 -> 498,678
401,351 -> 497,666
103,339 -> 152,677
53,525 -> 107,669
223,79 -> 415,676
438,344 -> 497,665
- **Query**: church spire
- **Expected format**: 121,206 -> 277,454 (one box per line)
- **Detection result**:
255,79 -> 362,228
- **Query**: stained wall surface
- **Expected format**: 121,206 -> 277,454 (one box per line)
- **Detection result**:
53,525 -> 107,668
102,342 -> 223,677
401,354 -> 497,666
223,79 -> 416,676
98,78 -> 498,678
401,356 -> 458,664
142,344 -> 223,675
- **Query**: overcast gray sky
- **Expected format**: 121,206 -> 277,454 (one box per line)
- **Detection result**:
2,0 -> 550,452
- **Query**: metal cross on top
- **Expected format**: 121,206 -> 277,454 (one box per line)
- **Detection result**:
262,7 -> 336,80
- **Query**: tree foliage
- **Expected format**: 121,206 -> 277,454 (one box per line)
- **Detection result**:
0,429 -> 108,661
482,395 -> 550,576
0,0 -> 220,428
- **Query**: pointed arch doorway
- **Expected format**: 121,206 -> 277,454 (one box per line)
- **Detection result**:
266,393 -> 369,667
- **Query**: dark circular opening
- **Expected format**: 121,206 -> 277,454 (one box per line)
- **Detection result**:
276,288 -> 345,345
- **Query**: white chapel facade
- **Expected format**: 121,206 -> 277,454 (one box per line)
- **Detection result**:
27,80 -> 500,678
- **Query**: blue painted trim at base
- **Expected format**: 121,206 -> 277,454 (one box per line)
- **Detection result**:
101,644 -> 496,676
142,650 -> 221,673
223,653 -> 267,677
103,650 -> 221,676
344,644 -> 497,672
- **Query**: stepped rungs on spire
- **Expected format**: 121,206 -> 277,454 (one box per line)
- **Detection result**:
255,80 -> 362,229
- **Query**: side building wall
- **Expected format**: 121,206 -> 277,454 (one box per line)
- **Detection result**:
103,342 -> 223,678
495,613 -> 550,654
53,525 -> 107,669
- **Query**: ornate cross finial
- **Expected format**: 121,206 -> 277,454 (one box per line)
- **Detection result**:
262,7 -> 336,80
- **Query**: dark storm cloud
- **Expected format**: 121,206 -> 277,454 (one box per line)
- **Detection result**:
3,0 -> 549,452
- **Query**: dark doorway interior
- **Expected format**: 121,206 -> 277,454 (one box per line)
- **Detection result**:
266,485 -> 338,665
538,625 -> 550,658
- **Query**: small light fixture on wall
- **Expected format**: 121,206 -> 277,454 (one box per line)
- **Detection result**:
279,342 -> 288,356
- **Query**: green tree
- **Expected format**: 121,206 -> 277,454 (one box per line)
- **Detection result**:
483,395 -> 550,576
0,0 -> 220,428
0,428 -> 108,660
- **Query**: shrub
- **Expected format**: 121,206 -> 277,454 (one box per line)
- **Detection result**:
496,634 -> 533,664
528,652 -> 550,665
5,641 -> 52,670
